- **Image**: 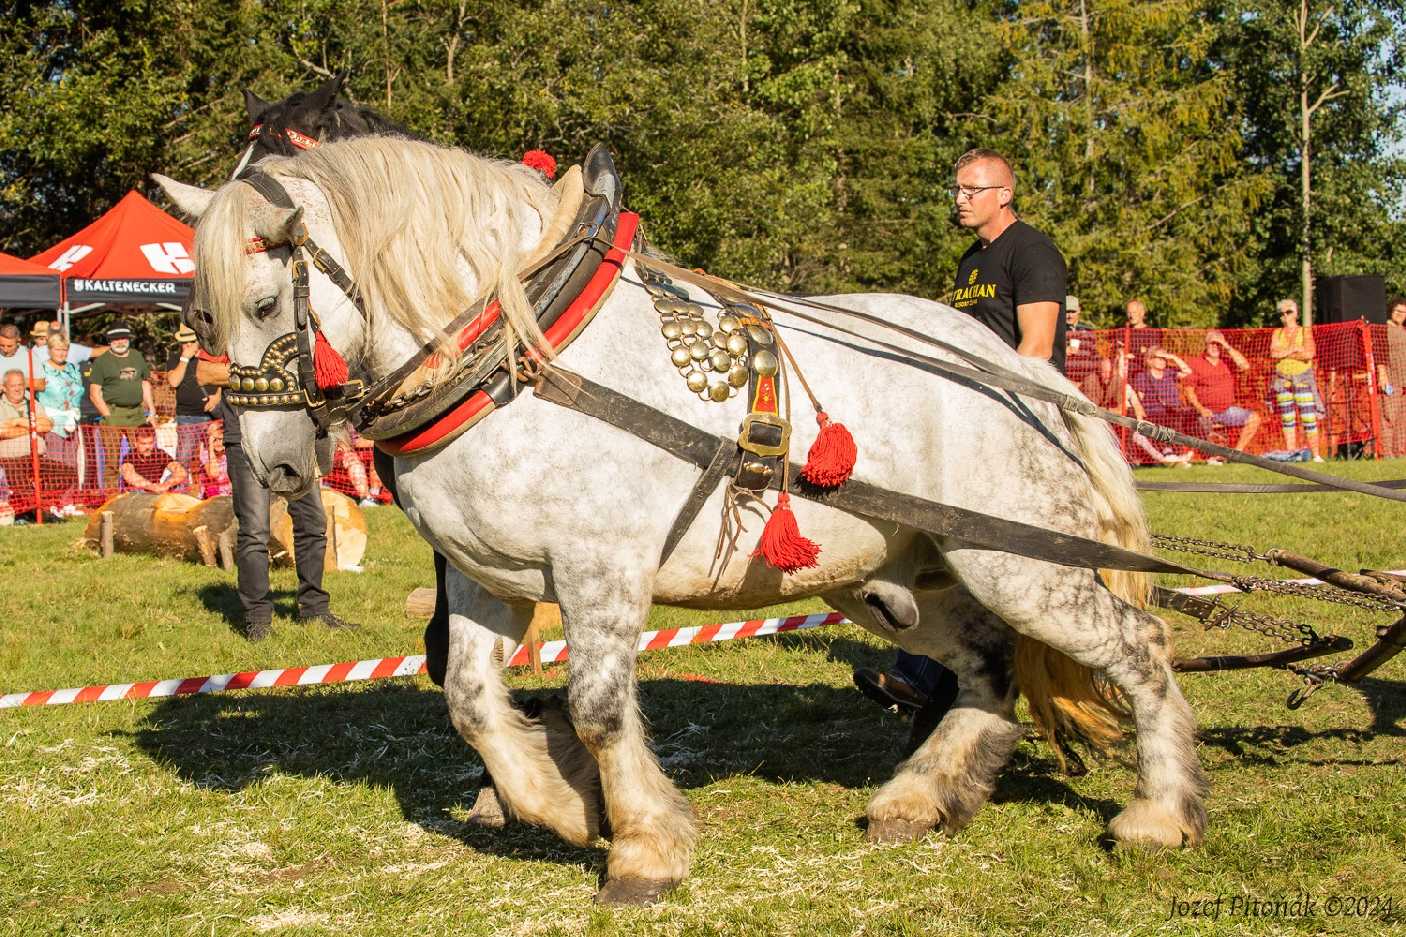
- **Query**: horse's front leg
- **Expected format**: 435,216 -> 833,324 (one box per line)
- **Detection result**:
556,561 -> 697,906
440,568 -> 602,845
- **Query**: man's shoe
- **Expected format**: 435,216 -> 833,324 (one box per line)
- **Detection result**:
299,611 -> 361,631
853,668 -> 929,714
243,618 -> 272,642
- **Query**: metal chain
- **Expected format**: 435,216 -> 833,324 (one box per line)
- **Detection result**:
1220,605 -> 1321,647
1229,575 -> 1402,613
1152,533 -> 1270,565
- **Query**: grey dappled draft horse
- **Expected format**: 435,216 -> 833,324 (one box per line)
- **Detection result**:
155,136 -> 1206,906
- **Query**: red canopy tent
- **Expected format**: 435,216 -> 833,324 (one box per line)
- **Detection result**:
29,190 -> 194,311
0,251 -> 62,309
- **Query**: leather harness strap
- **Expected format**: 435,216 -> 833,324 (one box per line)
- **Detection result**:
532,367 -> 1224,580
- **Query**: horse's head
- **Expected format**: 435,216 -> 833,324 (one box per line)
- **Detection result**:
237,73 -> 412,173
154,170 -> 364,497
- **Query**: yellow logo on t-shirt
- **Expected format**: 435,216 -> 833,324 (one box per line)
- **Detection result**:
968,268 -> 980,285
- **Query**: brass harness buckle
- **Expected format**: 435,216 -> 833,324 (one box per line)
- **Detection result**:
737,412 -> 791,457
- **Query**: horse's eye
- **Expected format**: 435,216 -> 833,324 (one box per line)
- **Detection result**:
253,297 -> 278,319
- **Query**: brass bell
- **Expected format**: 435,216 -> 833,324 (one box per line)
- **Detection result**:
689,342 -> 710,361
747,325 -> 774,345
709,349 -> 732,372
242,377 -> 256,391
695,321 -> 714,339
287,374 -> 298,388
671,347 -> 692,368
270,378 -> 284,392
726,333 -> 748,356
726,365 -> 749,387
661,320 -> 683,340
656,298 -> 683,315
708,382 -> 730,402
701,357 -> 715,372
680,319 -> 698,336
718,314 -> 739,333
254,377 -> 269,392
680,302 -> 705,317
686,371 -> 708,393
752,349 -> 779,376
712,330 -> 729,349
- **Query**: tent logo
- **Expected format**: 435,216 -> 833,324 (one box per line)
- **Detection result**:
140,242 -> 195,275
49,245 -> 93,271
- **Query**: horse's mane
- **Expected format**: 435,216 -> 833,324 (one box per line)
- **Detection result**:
195,135 -> 560,362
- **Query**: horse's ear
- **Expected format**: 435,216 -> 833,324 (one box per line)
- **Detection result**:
252,205 -> 305,245
152,173 -> 216,222
309,73 -> 345,109
243,88 -> 270,122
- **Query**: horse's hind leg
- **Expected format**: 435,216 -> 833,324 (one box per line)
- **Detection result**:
440,569 -> 601,846
555,563 -> 696,906
829,583 -> 1023,842
945,550 -> 1208,848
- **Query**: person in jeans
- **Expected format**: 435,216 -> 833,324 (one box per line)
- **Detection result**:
195,351 -> 357,640
163,325 -> 220,469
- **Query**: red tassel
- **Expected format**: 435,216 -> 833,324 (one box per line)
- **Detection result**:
521,149 -> 557,180
754,493 -> 821,572
313,329 -> 349,389
800,411 -> 857,488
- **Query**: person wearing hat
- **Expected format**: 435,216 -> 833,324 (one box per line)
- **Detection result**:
27,321 -> 51,367
164,324 -> 221,469
88,321 -> 156,490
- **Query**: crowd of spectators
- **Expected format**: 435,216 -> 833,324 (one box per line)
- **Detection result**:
0,316 -> 391,524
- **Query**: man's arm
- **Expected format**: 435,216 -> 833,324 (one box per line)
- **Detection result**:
89,382 -> 110,420
160,460 -> 188,491
1183,384 -> 1212,419
166,357 -> 190,389
120,462 -> 155,492
1015,301 -> 1061,359
1163,353 -> 1194,378
1222,342 -> 1251,371
195,359 -> 230,387
141,379 -> 156,425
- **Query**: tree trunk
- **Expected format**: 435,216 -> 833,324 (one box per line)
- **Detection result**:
269,489 -> 368,572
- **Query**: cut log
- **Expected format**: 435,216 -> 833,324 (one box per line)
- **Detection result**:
405,587 -> 437,619
269,489 -> 367,572
84,492 -> 203,559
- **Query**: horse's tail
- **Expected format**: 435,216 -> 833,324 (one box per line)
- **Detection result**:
1014,366 -> 1150,767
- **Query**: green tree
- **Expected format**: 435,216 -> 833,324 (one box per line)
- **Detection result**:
985,0 -> 1272,328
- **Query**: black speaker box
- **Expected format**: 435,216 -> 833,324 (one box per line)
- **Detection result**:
1316,275 -> 1387,324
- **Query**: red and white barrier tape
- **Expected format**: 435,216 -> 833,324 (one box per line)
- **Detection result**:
0,611 -> 846,710
8,567 -> 1403,711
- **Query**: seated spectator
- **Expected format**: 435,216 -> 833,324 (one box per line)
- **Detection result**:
120,425 -> 188,494
0,368 -> 78,511
194,421 -> 231,498
1183,330 -> 1262,453
1125,383 -> 1193,465
1131,346 -> 1197,458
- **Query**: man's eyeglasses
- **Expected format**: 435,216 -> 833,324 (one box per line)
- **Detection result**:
951,184 -> 1004,201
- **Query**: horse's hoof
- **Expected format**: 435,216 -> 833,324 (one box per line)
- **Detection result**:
1108,800 -> 1190,849
594,877 -> 676,906
866,817 -> 932,844
465,809 -> 506,830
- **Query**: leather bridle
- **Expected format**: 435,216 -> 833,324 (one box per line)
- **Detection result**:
226,171 -> 366,454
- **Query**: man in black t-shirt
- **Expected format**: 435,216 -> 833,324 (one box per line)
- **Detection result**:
949,149 -> 1068,369
164,325 -> 219,469
855,148 -> 1069,749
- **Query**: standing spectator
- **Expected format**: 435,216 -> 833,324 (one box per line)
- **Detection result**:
0,323 -> 45,391
1183,331 -> 1262,453
36,333 -> 84,468
1377,297 -> 1406,458
855,147 -> 1066,738
195,352 -> 358,640
88,321 -> 156,490
1064,295 -> 1096,380
45,319 -> 102,364
1123,298 -> 1159,370
27,321 -> 50,366
1269,298 -> 1324,462
119,425 -> 187,493
164,325 -> 220,469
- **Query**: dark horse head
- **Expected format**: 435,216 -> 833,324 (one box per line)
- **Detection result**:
233,73 -> 415,175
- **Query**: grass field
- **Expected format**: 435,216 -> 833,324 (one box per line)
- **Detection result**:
1,460 -> 1403,936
